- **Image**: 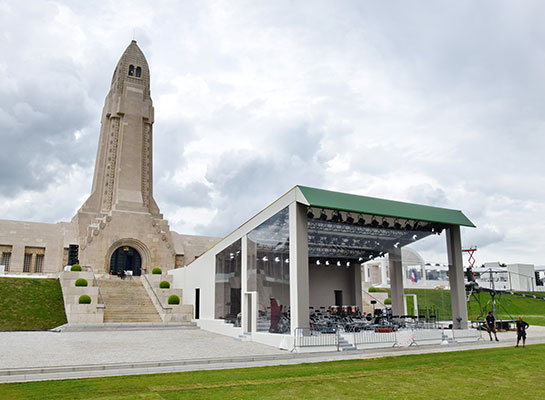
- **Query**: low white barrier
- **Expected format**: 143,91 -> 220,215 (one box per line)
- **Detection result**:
353,330 -> 398,348
294,327 -> 483,350
452,328 -> 483,342
294,328 -> 338,349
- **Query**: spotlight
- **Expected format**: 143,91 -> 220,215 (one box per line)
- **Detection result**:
394,219 -> 402,230
346,213 -> 354,224
331,211 -> 343,223
346,261 -> 351,267
316,260 -> 321,265
379,251 -> 384,257
357,215 -> 366,226
394,242 -> 400,248
422,223 -> 433,232
358,257 -> 363,262
274,257 -> 280,263
307,208 -> 314,219
371,216 -> 379,228
337,261 -> 341,267
262,256 -> 268,261
285,258 -> 289,263
412,234 -> 418,240
319,209 -> 327,221
325,260 -> 330,266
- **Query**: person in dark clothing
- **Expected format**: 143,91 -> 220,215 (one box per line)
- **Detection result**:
485,311 -> 499,342
516,317 -> 529,347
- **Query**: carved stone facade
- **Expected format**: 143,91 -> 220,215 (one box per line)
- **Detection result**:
142,123 -> 152,209
0,41 -> 219,275
74,41 -> 176,274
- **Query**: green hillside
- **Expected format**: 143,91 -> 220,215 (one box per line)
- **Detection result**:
0,277 -> 67,330
375,288 -> 545,326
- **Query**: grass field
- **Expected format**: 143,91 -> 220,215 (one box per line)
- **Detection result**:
375,288 -> 545,326
0,278 -> 67,330
1,344 -> 544,399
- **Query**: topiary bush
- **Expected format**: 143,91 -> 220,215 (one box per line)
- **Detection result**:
78,295 -> 91,304
152,267 -> 162,274
75,278 -> 88,287
159,280 -> 170,289
384,297 -> 392,305
168,294 -> 180,305
71,264 -> 82,271
368,287 -> 377,292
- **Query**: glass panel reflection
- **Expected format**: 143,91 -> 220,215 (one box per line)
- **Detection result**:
215,240 -> 241,323
247,207 -> 290,334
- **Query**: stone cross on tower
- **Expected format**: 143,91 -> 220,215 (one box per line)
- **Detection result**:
74,41 -> 175,274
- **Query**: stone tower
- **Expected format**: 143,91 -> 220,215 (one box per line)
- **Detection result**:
73,41 -> 176,274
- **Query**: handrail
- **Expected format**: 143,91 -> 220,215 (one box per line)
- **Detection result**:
142,274 -> 170,311
86,265 -> 105,306
364,290 -> 387,307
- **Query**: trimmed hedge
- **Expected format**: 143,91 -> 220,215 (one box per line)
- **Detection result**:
75,278 -> 88,287
368,287 -> 378,292
168,295 -> 180,305
152,267 -> 162,274
78,295 -> 91,304
70,264 -> 82,271
384,297 -> 392,305
159,280 -> 170,289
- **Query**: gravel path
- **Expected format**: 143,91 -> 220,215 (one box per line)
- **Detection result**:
2,325 -> 545,371
0,328 -> 285,369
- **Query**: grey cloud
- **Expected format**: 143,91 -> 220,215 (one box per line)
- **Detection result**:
1,0 -> 545,264
156,181 -> 212,209
198,147 -> 325,236
405,184 -> 448,207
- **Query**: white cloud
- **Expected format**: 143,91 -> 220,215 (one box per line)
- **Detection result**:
1,0 -> 544,265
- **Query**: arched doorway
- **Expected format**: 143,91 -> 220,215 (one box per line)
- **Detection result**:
110,246 -> 142,276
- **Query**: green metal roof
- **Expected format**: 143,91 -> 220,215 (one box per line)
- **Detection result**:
297,185 -> 475,228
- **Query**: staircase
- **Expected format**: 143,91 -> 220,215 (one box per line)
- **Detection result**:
338,334 -> 356,351
97,278 -> 162,323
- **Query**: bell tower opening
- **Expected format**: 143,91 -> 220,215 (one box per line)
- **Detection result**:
110,246 -> 142,276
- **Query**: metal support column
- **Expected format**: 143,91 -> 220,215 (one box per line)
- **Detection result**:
389,247 -> 404,315
447,225 -> 469,329
289,202 -> 309,336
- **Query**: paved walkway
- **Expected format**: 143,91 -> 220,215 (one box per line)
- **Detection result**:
1,326 -> 545,383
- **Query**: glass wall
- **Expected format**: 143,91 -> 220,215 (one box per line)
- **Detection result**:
247,207 -> 290,333
215,239 -> 242,322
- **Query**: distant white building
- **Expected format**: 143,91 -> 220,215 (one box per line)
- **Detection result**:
362,247 -> 454,289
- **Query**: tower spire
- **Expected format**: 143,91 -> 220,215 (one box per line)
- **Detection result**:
73,41 -> 176,275
81,41 -> 158,216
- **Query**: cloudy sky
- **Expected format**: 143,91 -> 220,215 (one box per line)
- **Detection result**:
1,0 -> 544,265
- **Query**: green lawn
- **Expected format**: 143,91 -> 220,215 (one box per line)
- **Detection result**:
0,278 -> 67,330
1,344 -> 545,399
375,288 -> 545,325
467,291 -> 545,326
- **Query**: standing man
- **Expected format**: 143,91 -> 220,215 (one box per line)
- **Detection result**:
486,311 -> 499,342
516,317 -> 530,348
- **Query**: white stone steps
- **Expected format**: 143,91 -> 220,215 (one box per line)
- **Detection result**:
97,278 -> 162,323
